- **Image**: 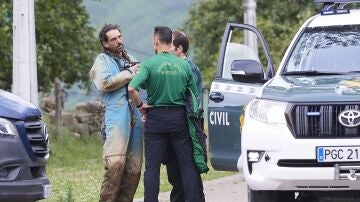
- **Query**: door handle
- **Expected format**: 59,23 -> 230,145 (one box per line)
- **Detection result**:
209,92 -> 224,103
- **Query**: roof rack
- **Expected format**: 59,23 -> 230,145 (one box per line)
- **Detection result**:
315,0 -> 360,2
314,0 -> 360,15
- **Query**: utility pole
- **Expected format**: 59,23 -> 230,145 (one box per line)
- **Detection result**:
243,0 -> 258,55
54,77 -> 62,136
12,0 -> 39,106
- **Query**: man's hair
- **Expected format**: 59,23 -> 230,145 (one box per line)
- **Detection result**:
172,31 -> 189,54
99,24 -> 120,46
154,26 -> 172,45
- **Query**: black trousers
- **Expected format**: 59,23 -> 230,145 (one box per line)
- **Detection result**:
166,145 -> 205,202
144,106 -> 203,202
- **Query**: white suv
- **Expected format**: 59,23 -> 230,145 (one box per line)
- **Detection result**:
208,1 -> 360,200
239,1 -> 360,201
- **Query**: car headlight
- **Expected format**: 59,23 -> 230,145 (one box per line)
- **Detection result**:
249,98 -> 287,125
0,118 -> 18,136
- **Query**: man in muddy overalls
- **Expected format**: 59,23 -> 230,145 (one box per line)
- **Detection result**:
89,24 -> 143,202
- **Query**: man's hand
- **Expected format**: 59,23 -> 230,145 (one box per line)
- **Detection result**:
129,64 -> 139,74
139,103 -> 150,115
128,85 -> 148,121
139,103 -> 150,122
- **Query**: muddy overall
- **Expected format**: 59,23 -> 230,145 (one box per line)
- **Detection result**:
90,53 -> 143,202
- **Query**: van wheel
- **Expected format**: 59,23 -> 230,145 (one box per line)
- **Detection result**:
248,186 -> 295,202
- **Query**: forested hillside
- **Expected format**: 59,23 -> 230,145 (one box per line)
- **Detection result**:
84,0 -> 193,61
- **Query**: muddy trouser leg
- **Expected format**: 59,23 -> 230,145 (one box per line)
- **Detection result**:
100,154 -> 127,202
100,106 -> 132,202
117,125 -> 143,202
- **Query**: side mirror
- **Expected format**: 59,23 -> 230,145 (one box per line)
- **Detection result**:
230,59 -> 264,83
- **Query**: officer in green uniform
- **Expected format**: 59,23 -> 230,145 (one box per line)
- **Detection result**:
128,26 -> 204,202
166,30 -> 205,202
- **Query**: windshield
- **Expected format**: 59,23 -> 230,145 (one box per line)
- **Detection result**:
284,25 -> 360,74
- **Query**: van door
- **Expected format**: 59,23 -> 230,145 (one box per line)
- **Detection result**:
208,23 -> 274,171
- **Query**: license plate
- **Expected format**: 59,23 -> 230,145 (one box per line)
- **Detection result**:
317,146 -> 360,162
43,184 -> 52,198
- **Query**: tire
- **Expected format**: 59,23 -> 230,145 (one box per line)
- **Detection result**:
247,186 -> 295,202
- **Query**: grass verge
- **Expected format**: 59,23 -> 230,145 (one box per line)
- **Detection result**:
42,126 -> 236,201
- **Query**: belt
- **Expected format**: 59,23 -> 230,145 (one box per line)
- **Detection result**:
149,105 -> 185,111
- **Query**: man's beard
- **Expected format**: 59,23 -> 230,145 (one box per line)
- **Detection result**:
108,44 -> 123,55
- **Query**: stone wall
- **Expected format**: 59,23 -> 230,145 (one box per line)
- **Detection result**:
42,98 -> 103,137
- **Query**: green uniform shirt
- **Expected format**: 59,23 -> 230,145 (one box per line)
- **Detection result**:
129,52 -> 198,106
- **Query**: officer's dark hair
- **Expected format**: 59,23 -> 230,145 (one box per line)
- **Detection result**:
99,24 -> 121,47
172,31 -> 189,54
154,26 -> 172,45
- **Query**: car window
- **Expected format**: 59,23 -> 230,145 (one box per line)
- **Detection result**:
222,42 -> 260,79
221,28 -> 267,79
285,25 -> 360,73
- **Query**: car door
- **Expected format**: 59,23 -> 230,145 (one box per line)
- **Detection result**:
208,23 -> 274,171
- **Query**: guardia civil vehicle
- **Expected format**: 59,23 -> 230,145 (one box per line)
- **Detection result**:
208,0 -> 360,201
0,90 -> 51,201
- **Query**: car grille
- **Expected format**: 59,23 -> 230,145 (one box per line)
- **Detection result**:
24,117 -> 49,158
277,159 -> 360,167
288,103 -> 359,138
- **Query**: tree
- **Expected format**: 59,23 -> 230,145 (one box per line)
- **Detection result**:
0,0 -> 98,92
184,0 -> 318,87
0,2 -> 13,91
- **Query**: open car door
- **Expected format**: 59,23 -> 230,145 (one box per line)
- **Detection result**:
208,23 -> 274,171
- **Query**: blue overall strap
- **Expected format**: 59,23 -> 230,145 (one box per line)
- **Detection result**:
109,53 -> 136,127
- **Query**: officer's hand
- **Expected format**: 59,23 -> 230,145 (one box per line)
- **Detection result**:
139,103 -> 150,116
142,114 -> 147,122
129,64 -> 139,74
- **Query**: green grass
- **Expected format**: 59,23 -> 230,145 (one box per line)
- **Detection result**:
43,130 -> 103,202
42,123 -> 235,201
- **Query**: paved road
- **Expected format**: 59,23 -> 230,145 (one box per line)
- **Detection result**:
134,173 -> 247,202
134,173 -> 360,202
